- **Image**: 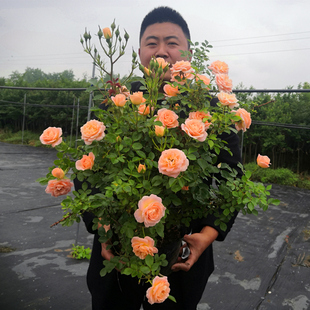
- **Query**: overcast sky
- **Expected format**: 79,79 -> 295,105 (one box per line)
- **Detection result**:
1,0 -> 310,89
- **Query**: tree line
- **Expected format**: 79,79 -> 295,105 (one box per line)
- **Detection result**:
0,68 -> 309,173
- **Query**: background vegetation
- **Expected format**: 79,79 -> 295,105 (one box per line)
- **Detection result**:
1,68 -> 309,188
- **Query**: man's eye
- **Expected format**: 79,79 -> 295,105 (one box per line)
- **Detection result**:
168,42 -> 178,46
147,42 -> 156,46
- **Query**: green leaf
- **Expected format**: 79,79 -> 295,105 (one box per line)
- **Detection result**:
122,268 -> 132,276
145,255 -> 154,268
155,222 -> 164,238
168,295 -> 177,303
220,222 -> 227,231
132,143 -> 143,150
140,266 -> 151,274
136,150 -> 146,158
187,153 -> 197,160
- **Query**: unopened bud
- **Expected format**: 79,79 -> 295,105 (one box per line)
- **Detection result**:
97,27 -> 103,39
115,27 -> 120,37
103,27 -> 112,39
111,20 -> 116,31
137,164 -> 146,173
124,31 -> 129,41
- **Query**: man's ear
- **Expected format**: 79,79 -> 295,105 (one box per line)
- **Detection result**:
138,48 -> 141,60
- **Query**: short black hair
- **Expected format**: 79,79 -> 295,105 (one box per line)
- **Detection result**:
140,6 -> 191,45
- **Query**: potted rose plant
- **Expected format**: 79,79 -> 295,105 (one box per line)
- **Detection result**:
37,21 -> 279,304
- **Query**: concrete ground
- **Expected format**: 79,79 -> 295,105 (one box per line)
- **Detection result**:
0,142 -> 309,310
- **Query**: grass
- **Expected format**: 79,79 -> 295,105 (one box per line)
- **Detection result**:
0,129 -> 42,146
1,129 -> 310,190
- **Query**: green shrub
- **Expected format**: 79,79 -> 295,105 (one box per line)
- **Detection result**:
71,244 -> 91,260
244,162 -> 306,188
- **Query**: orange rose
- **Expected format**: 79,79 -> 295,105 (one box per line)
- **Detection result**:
233,108 -> 252,132
40,127 -> 62,147
75,152 -> 95,171
102,27 -> 112,39
170,60 -> 195,84
130,91 -> 146,105
146,276 -> 170,305
137,164 -> 146,173
195,74 -> 211,86
112,94 -> 127,107
131,236 -> 158,259
80,120 -> 106,145
158,148 -> 189,178
217,91 -> 239,109
163,84 -> 179,97
45,179 -> 73,197
119,85 -> 130,98
155,125 -> 165,137
155,57 -> 169,69
138,104 -> 150,115
156,108 -> 179,129
257,154 -> 271,168
208,60 -> 229,74
181,118 -> 208,142
189,111 -> 212,129
134,194 -> 166,227
182,186 -> 189,191
52,168 -> 65,179
215,74 -> 233,93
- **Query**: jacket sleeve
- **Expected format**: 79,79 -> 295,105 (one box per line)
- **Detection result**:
192,126 -> 243,241
73,178 -> 98,234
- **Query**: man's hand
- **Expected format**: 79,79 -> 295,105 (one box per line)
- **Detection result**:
98,223 -> 114,261
101,242 -> 114,261
171,226 -> 219,272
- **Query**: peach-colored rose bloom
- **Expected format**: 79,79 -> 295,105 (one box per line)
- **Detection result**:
45,179 -> 73,197
81,120 -> 106,145
146,276 -> 170,305
131,236 -> 158,259
158,148 -> 189,178
181,119 -> 208,142
156,108 -> 179,128
182,186 -> 189,191
155,125 -> 165,137
134,194 -> 166,227
155,57 -> 169,69
102,27 -> 112,39
40,127 -> 62,147
208,60 -> 229,74
111,94 -> 127,107
138,104 -> 150,115
257,154 -> 271,168
189,111 -> 212,129
215,74 -> 233,93
130,91 -> 146,105
195,74 -> 211,86
217,92 -> 239,109
170,60 -> 195,84
137,164 -> 146,173
163,84 -> 179,97
119,85 -> 130,98
52,168 -> 65,179
75,152 -> 95,171
233,108 -> 252,132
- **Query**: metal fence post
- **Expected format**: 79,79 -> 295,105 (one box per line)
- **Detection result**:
21,94 -> 26,145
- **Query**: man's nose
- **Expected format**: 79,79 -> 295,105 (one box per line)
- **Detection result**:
155,43 -> 168,59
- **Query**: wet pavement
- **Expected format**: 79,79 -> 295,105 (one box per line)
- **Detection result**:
0,142 -> 309,310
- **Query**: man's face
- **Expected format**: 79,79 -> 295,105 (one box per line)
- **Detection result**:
139,22 -> 190,80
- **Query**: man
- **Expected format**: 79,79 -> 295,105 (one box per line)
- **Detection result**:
83,6 -> 242,310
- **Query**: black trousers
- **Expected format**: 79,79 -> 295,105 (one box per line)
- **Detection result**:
87,234 -> 214,310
